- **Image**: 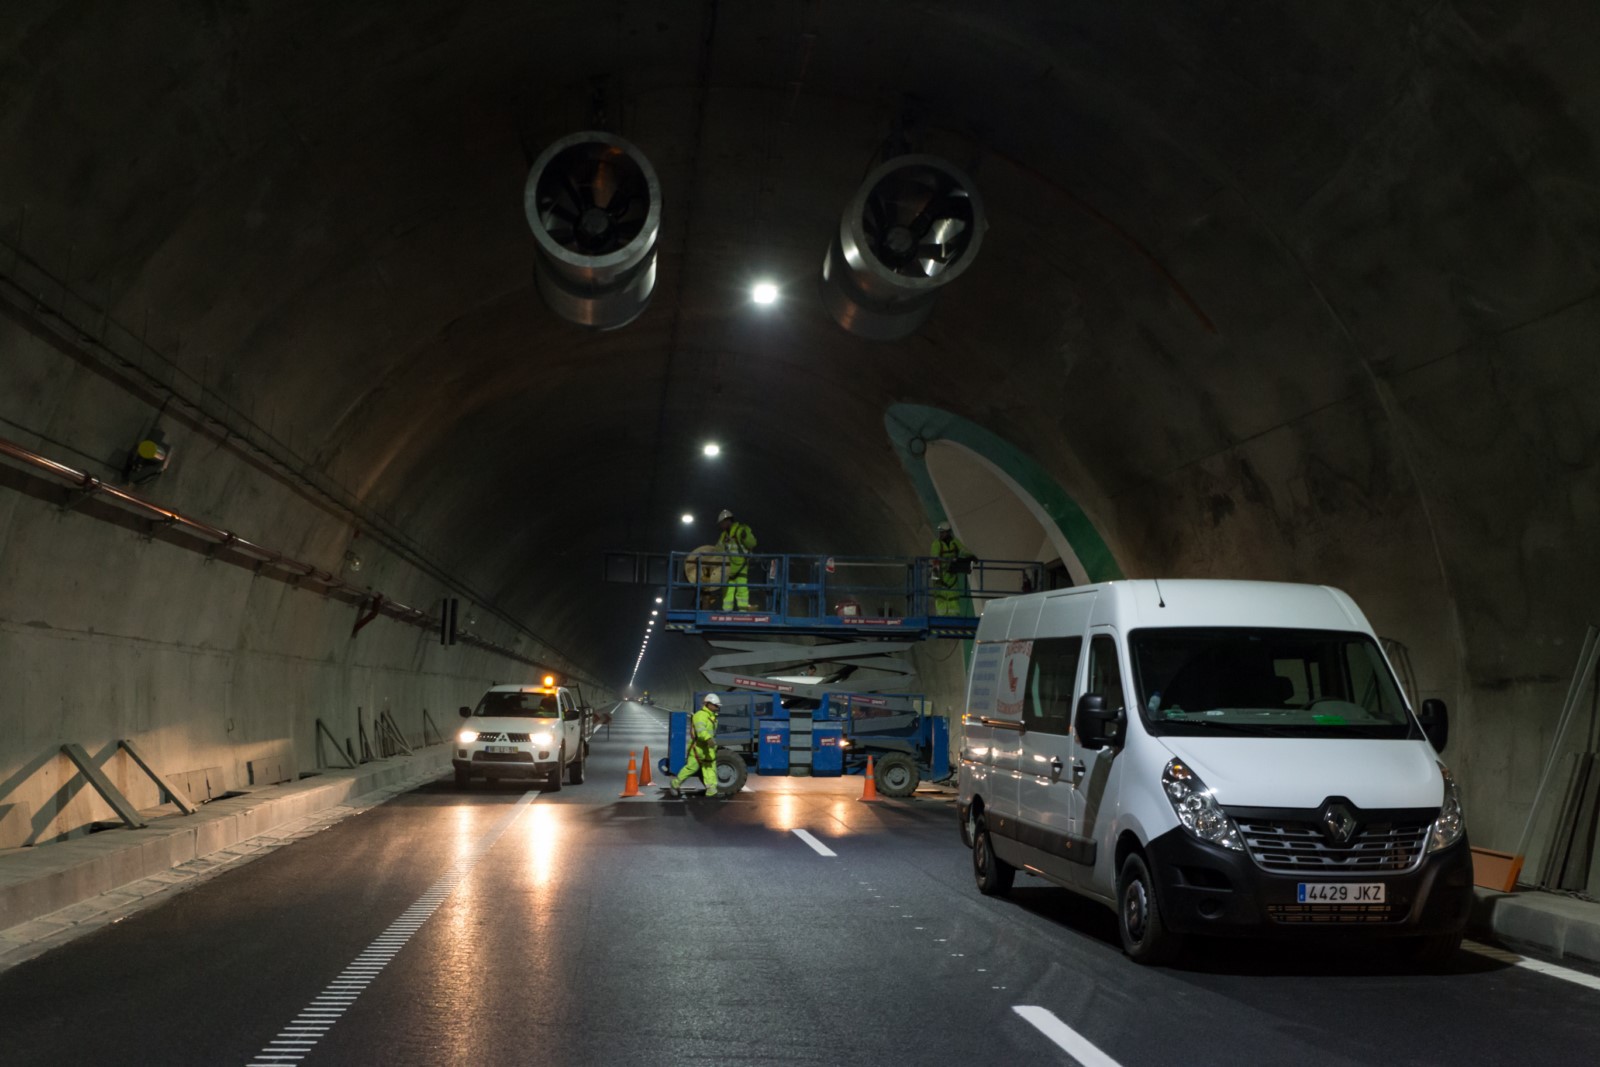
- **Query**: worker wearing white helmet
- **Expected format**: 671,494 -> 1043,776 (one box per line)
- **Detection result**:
932,520 -> 971,616
667,692 -> 723,797
715,508 -> 758,611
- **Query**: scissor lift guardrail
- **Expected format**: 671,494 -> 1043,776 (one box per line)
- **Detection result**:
662,551 -> 1041,639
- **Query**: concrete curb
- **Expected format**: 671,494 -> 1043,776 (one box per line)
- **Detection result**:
0,747 -> 450,933
1469,887 -> 1600,965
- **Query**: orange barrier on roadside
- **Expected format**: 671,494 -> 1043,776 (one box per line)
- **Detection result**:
640,745 -> 653,786
620,752 -> 640,797
860,755 -> 879,802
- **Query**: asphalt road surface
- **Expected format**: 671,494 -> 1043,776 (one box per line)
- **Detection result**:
2,702 -> 1598,1066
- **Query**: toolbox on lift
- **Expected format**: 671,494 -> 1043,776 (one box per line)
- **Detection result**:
812,722 -> 844,776
758,719 -> 790,775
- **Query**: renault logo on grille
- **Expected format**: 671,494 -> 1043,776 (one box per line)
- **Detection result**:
1322,802 -> 1357,844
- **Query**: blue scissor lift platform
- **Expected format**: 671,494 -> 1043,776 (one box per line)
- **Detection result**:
656,552 -> 1040,795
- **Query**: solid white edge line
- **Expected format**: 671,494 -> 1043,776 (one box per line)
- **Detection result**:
1464,940 -> 1600,992
1013,1006 -> 1123,1067
792,828 -> 837,857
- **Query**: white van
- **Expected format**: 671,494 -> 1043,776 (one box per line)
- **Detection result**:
957,580 -> 1472,965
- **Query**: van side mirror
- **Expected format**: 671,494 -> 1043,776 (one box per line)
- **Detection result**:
459,705 -> 472,719
1075,693 -> 1125,749
1418,698 -> 1449,753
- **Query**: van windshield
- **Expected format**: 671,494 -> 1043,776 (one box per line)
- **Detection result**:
474,691 -> 560,717
1128,628 -> 1419,739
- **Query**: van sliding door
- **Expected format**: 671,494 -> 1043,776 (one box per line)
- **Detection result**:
1015,592 -> 1096,882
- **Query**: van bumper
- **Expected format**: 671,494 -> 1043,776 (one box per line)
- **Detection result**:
1146,827 -> 1475,938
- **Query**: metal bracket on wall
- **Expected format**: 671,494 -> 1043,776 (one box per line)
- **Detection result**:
357,709 -> 376,763
117,738 -> 197,814
377,711 -> 413,757
421,708 -> 445,746
315,718 -> 356,769
59,743 -> 146,829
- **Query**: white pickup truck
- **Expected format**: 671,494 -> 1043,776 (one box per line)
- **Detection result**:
454,682 -> 592,789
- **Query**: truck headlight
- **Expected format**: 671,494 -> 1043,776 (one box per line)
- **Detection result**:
458,729 -> 479,744
531,731 -> 554,747
1163,759 -> 1244,851
1427,764 -> 1465,853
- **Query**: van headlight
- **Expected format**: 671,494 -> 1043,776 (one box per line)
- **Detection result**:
458,729 -> 479,744
530,730 -> 554,747
1427,764 -> 1465,853
1162,759 -> 1244,851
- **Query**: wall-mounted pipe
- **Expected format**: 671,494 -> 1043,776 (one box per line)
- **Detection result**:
524,131 -> 661,330
0,434 -> 545,669
820,154 -> 987,340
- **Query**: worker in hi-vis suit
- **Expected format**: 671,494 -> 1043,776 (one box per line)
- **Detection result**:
716,509 -> 757,610
667,693 -> 722,797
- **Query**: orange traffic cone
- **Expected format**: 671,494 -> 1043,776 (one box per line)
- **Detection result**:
860,755 -> 879,802
640,746 -> 653,787
620,752 -> 640,797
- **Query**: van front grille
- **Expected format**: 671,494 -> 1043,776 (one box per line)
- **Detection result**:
1236,816 -> 1430,875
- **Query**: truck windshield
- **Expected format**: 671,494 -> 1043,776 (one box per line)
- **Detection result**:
474,691 -> 560,717
1128,627 -> 1418,739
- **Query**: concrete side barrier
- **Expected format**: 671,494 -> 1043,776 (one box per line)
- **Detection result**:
0,748 -> 449,932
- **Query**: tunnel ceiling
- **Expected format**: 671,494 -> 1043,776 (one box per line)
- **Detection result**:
2,2 -> 1596,689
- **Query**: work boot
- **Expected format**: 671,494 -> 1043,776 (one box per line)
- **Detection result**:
662,782 -> 682,797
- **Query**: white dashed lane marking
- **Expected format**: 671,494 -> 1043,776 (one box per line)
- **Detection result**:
792,828 -> 837,857
245,791 -> 539,1066
1013,1006 -> 1124,1067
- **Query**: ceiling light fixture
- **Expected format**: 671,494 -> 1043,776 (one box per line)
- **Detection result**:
681,513 -> 694,524
703,442 -> 721,457
751,281 -> 778,305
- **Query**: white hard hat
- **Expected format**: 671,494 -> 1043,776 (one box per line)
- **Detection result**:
718,509 -> 733,521
937,521 -> 951,533
703,692 -> 722,707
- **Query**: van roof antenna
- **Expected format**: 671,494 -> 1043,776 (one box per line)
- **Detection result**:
1153,577 -> 1167,608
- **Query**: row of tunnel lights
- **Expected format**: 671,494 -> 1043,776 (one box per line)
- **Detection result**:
628,595 -> 664,688
632,400 -> 769,685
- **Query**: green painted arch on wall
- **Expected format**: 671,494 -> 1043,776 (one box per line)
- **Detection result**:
885,403 -> 1124,583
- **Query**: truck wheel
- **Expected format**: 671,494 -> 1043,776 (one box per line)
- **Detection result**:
1117,852 -> 1182,965
715,750 -> 748,795
874,753 -> 919,797
973,814 -> 1015,896
568,742 -> 586,785
547,746 -> 564,792
454,766 -> 469,789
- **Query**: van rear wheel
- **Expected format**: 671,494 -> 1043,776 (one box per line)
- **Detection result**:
972,815 -> 1015,896
1117,852 -> 1182,965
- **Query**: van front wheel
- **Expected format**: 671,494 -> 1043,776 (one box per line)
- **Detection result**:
1117,852 -> 1182,965
973,816 -> 1015,897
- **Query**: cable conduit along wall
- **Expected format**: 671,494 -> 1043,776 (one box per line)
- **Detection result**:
0,247 -> 583,673
0,432 -> 555,673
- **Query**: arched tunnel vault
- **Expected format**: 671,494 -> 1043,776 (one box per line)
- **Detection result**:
0,2 -> 1597,873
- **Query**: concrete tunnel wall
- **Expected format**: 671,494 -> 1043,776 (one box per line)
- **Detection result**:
1,3 -> 1598,876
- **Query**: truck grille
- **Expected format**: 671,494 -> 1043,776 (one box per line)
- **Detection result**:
474,732 -> 532,743
1236,816 -> 1430,874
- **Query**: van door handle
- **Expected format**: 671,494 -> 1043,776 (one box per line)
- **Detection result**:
1071,759 -> 1086,784
1049,757 -> 1063,778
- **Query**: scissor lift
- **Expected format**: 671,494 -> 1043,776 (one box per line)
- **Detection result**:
655,552 -> 1040,794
